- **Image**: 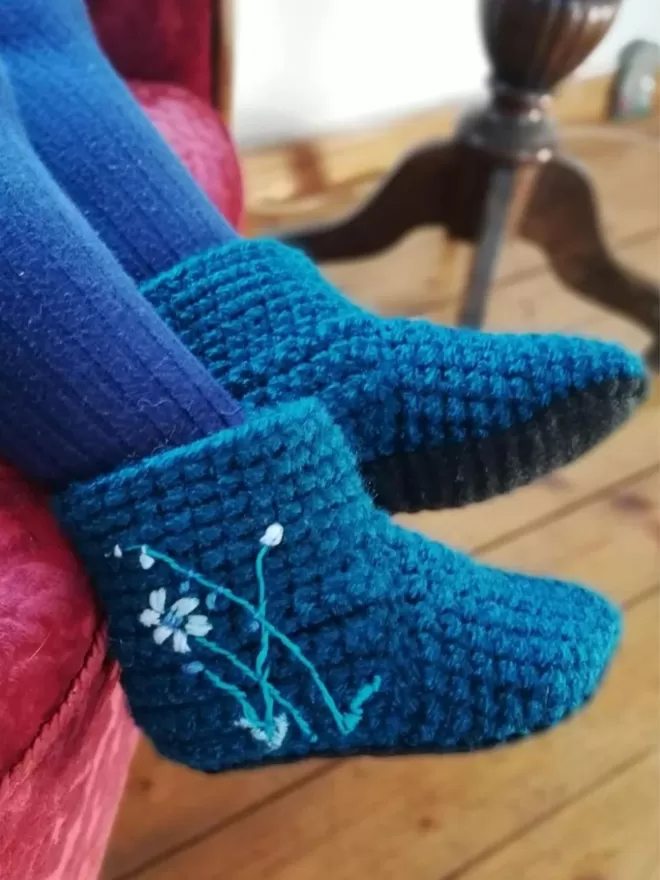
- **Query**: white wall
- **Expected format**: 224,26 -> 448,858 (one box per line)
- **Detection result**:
234,0 -> 660,147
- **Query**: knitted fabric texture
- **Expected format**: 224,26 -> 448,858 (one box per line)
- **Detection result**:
0,58 -> 242,488
56,399 -> 621,773
0,0 -> 236,283
129,80 -> 244,228
140,239 -> 648,513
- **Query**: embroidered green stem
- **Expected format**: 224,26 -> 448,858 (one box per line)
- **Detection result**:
196,635 -> 315,741
255,544 -> 275,733
197,668 -> 261,730
344,676 -> 383,731
128,544 -> 381,736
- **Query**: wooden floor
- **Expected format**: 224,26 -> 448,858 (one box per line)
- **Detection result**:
103,120 -> 660,880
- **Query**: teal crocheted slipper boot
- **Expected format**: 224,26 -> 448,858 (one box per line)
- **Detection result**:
140,239 -> 647,514
55,399 -> 621,773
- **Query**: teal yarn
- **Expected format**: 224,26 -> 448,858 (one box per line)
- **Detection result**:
124,542 -> 375,740
254,543 -> 275,731
140,239 -> 648,513
55,399 -> 621,773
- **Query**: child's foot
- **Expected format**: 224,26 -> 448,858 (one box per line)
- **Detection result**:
142,239 -> 648,513
56,399 -> 621,772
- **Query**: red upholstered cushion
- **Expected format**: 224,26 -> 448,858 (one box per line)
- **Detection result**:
131,80 -> 244,229
88,0 -> 213,102
0,464 -> 137,880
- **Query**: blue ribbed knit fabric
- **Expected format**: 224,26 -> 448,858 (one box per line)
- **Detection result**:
0,0 -> 236,283
141,239 -> 648,512
55,398 -> 621,772
0,60 -> 242,488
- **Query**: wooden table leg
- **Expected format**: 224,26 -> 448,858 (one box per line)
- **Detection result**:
520,156 -> 660,364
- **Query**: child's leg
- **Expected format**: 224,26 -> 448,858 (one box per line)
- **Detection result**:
0,0 -> 237,283
0,61 -> 242,487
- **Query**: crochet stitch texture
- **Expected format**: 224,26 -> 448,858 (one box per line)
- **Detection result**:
140,239 -> 647,513
56,399 -> 621,772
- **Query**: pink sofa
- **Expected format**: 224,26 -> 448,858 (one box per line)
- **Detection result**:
0,464 -> 137,880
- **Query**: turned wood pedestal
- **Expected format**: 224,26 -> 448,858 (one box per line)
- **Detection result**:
278,0 -> 659,367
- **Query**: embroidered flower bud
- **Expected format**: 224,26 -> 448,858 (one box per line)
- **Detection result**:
260,523 -> 284,548
139,546 -> 156,570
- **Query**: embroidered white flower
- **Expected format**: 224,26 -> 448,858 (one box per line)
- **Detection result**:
260,523 -> 284,548
139,589 -> 212,653
235,714 -> 289,751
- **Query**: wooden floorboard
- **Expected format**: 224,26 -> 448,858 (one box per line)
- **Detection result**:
453,750 -> 659,880
104,120 -> 660,879
102,750 -> 326,879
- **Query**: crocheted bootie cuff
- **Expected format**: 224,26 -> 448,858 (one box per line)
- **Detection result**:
140,238 -> 352,341
55,397 -> 369,569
